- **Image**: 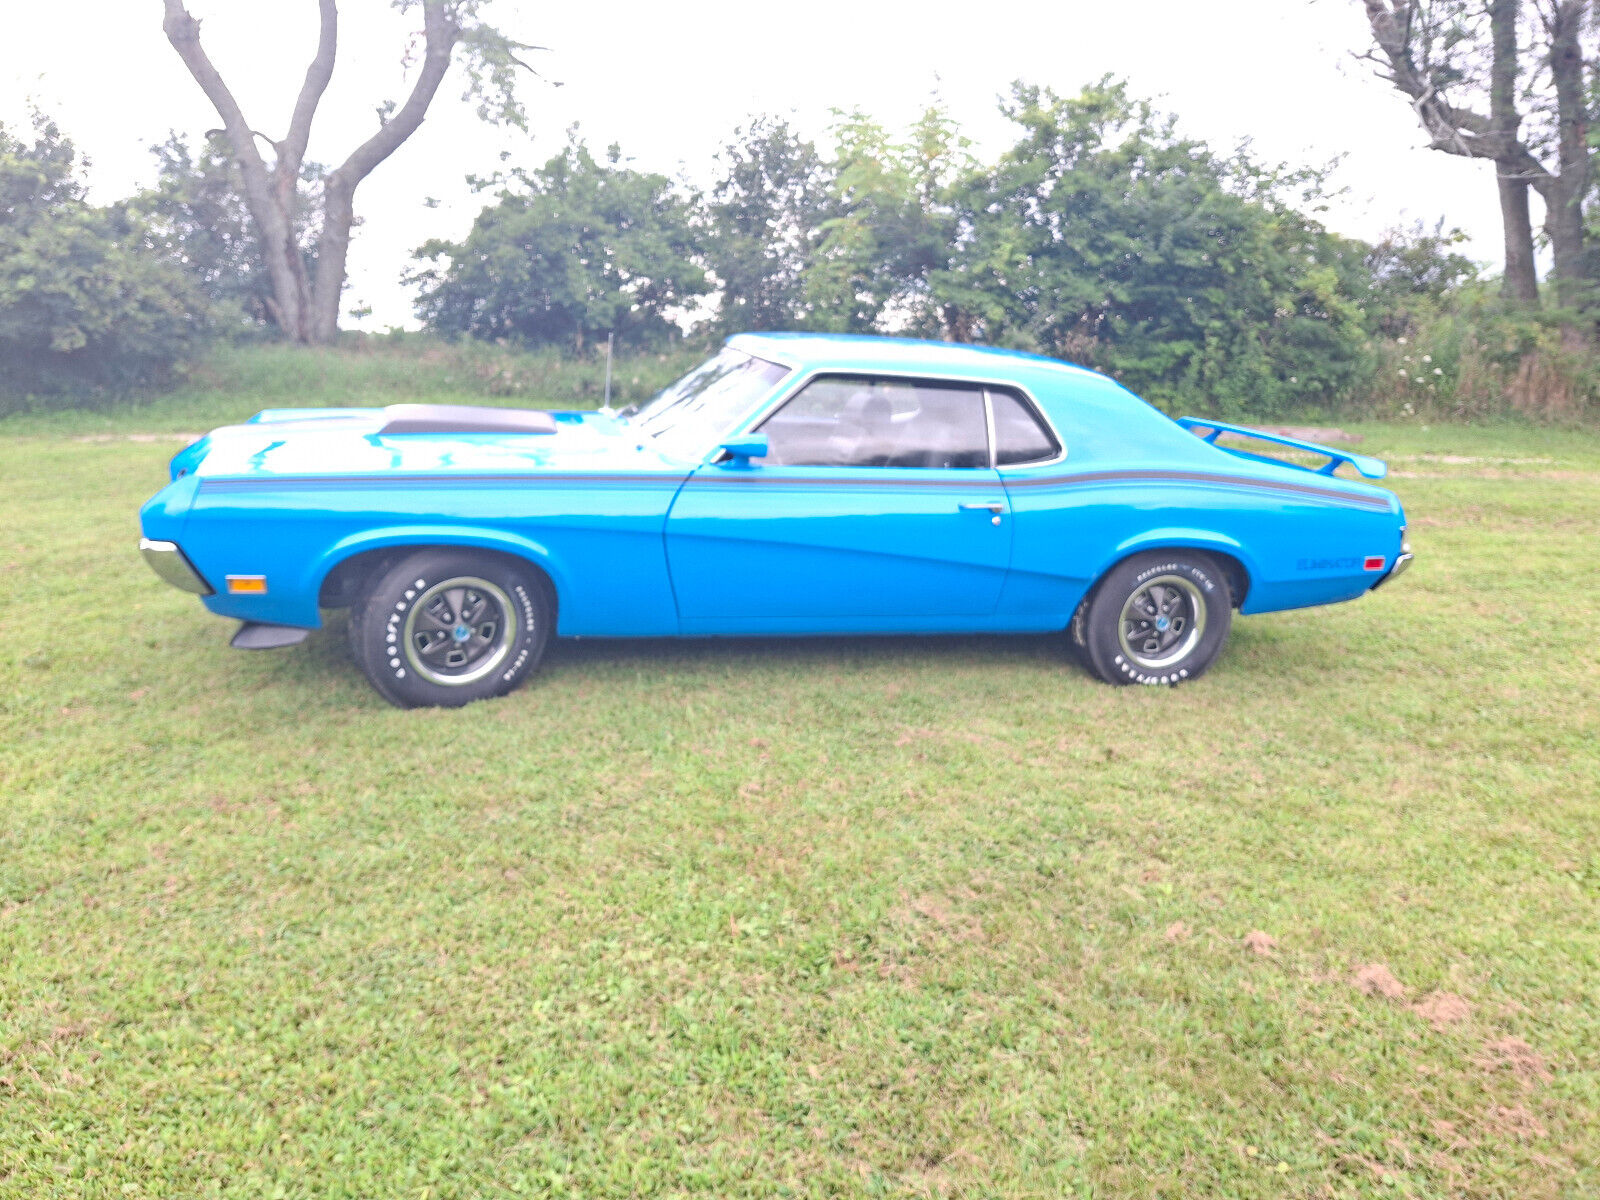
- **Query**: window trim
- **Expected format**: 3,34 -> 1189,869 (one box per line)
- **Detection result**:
712,365 -> 1067,471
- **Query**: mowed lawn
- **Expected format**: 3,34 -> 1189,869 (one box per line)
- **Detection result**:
2,363 -> 1598,1198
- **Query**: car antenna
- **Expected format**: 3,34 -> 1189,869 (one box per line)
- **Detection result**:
602,332 -> 615,413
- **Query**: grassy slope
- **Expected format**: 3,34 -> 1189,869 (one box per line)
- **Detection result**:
1,348 -> 1597,1198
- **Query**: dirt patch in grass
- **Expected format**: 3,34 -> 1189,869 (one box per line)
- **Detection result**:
1476,1036 -> 1552,1083
1242,930 -> 1277,955
1259,426 -> 1363,444
1412,991 -> 1472,1030
1352,963 -> 1406,999
1484,1104 -> 1547,1140
71,433 -> 199,444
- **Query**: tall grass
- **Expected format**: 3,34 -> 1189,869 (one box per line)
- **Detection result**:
1345,305 -> 1600,425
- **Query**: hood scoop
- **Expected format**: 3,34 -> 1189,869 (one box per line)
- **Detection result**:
378,404 -> 558,436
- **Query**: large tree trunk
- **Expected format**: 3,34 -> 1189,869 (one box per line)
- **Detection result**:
1489,0 -> 1539,303
162,1 -> 321,340
1541,0 -> 1592,310
164,0 -> 460,345
1497,175 -> 1540,303
1360,0 -> 1553,300
306,2 -> 459,344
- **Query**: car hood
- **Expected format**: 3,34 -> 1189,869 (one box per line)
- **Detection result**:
171,406 -> 691,481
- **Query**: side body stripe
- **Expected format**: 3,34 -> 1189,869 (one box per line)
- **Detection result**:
197,468 -> 1392,512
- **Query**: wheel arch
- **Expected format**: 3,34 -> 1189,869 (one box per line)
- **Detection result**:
1089,532 -> 1254,610
312,528 -> 565,621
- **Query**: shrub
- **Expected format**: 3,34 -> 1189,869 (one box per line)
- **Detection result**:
0,115 -> 211,411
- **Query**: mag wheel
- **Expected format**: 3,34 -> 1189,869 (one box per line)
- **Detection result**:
1079,551 -> 1232,686
350,549 -> 551,708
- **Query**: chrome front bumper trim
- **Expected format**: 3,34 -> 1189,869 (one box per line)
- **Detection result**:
139,538 -> 213,595
1372,543 -> 1413,590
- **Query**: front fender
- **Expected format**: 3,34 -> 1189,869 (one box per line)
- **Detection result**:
309,525 -> 573,613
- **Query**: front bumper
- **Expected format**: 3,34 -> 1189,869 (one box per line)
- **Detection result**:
1371,542 -> 1413,590
139,538 -> 213,595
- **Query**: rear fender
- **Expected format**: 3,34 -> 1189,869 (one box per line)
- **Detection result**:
1093,528 -> 1257,605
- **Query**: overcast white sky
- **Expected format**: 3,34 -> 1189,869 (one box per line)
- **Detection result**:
2,0 -> 1505,330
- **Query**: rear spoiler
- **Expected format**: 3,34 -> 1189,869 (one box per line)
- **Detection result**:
1176,418 -> 1387,480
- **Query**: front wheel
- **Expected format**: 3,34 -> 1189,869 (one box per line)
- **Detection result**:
349,550 -> 551,708
1077,551 -> 1233,686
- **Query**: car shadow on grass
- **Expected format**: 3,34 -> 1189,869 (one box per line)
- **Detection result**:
302,611 -> 1082,674
539,630 -> 1080,674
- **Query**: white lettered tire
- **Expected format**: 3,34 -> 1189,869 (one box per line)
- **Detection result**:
1079,551 -> 1232,686
349,549 -> 552,708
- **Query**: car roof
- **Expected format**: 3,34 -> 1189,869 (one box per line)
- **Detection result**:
725,331 -> 1107,386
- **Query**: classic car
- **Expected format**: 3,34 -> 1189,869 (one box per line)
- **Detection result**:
138,333 -> 1413,707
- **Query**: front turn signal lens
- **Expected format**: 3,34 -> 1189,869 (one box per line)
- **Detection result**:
226,575 -> 268,594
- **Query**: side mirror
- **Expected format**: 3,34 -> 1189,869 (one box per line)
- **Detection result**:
718,433 -> 768,466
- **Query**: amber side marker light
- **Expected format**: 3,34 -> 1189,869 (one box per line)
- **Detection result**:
226,575 -> 268,594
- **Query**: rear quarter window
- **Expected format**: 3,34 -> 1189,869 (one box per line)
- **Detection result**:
991,389 -> 1060,465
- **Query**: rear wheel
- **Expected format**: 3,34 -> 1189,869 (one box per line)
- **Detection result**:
349,550 -> 551,707
1078,551 -> 1232,686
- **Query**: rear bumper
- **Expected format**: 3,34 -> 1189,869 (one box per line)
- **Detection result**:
1371,542 -> 1413,590
139,538 -> 213,595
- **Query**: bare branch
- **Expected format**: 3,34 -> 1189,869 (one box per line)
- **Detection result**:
279,0 -> 338,189
1359,0 -> 1551,177
160,1 -> 269,183
330,0 -> 459,189
162,0 -> 307,336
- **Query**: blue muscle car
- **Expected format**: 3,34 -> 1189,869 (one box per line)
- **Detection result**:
138,333 -> 1413,706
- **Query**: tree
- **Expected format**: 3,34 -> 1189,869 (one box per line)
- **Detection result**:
160,0 -> 533,344
1356,0 -> 1595,309
1362,220 -> 1480,335
703,118 -> 833,333
129,133 -> 321,334
950,82 -> 1372,415
0,115 -> 209,402
803,104 -> 975,337
411,135 -> 708,351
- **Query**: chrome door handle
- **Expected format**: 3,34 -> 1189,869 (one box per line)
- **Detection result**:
959,501 -> 1005,513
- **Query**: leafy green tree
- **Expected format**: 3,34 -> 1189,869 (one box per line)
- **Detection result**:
703,118 -> 833,333
1362,220 -> 1480,336
950,81 -> 1373,415
804,104 -> 974,336
411,134 -> 708,351
0,115 -> 209,403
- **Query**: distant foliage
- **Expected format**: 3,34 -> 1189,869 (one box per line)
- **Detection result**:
412,86 -> 1513,420
702,118 -> 833,334
803,105 -> 975,337
946,82 -> 1376,417
410,135 -> 708,353
129,133 -> 322,336
0,115 -> 210,407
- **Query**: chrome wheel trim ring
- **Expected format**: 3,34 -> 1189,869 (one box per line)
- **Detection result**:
1117,573 -> 1206,671
401,576 -> 516,687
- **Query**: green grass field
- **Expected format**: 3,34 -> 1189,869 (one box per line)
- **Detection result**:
3,348 -> 1598,1198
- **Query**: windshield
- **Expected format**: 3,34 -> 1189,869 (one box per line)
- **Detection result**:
625,349 -> 789,457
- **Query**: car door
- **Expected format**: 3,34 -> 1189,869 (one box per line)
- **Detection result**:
664,375 -> 1013,630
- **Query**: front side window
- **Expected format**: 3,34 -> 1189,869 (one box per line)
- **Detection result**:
625,349 -> 789,458
756,376 -> 989,469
